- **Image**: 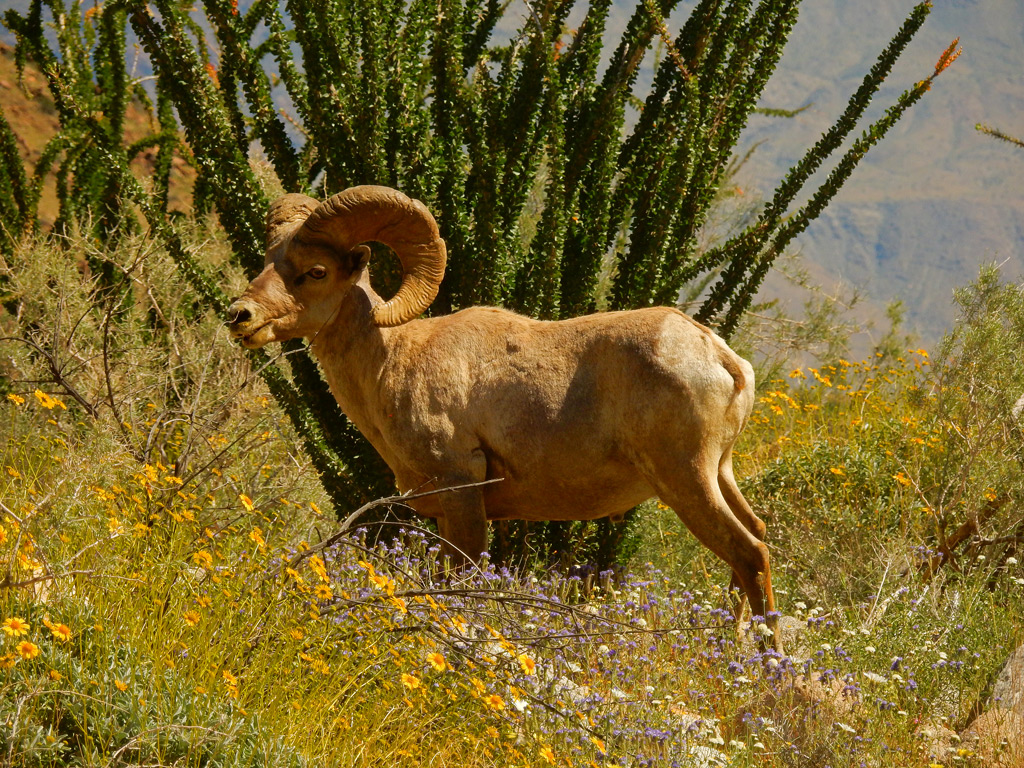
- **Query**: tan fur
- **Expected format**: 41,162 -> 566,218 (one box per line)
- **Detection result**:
227,188 -> 781,650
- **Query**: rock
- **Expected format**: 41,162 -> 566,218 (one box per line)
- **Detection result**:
739,614 -> 808,654
914,720 -> 958,762
992,644 -> 1024,717
785,672 -> 858,716
776,615 -> 809,654
685,745 -> 729,767
961,708 -> 1024,767
731,670 -> 858,752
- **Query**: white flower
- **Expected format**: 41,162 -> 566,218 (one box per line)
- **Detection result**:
821,643 -> 832,651
598,644 -> 610,656
865,645 -> 876,654
757,622 -> 773,638
863,671 -> 887,684
512,698 -> 530,712
1006,557 -> 1019,566
728,740 -> 746,750
753,741 -> 765,750
794,601 -> 807,611
709,736 -> 725,746
836,722 -> 856,733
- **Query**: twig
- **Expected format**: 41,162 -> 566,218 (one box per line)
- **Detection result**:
269,479 -> 504,580
921,494 -> 1010,579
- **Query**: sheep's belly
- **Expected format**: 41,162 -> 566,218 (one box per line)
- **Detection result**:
480,465 -> 654,522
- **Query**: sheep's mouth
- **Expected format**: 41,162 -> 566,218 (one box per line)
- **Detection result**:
235,322 -> 274,348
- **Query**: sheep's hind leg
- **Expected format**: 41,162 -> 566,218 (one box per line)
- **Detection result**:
435,450 -> 489,571
719,452 -> 769,625
650,462 -> 781,653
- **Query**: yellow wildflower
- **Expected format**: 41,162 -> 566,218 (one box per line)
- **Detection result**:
6,393 -> 25,405
192,550 -> 214,569
3,617 -> 30,636
239,494 -> 255,512
483,693 -> 504,710
540,746 -> 556,764
427,652 -> 446,672
309,555 -> 328,582
518,654 -> 536,675
183,610 -> 201,627
315,584 -> 333,601
893,473 -> 911,487
114,680 -> 128,692
16,641 -> 40,660
401,673 -> 421,690
33,390 -> 67,410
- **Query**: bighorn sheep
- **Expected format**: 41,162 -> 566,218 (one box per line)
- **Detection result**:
227,185 -> 780,648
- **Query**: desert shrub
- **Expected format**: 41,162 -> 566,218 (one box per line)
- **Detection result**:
1,1 -> 960,568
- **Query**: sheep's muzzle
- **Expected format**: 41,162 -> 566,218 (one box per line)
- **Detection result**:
226,298 -> 273,348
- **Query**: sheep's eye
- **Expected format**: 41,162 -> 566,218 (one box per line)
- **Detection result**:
308,266 -> 327,280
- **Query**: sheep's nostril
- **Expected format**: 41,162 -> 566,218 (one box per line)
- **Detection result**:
227,305 -> 252,326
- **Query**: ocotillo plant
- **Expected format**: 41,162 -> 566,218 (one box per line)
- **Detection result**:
0,0 -> 957,565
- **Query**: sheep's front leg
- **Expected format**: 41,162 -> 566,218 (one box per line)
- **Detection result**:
435,449 -> 489,568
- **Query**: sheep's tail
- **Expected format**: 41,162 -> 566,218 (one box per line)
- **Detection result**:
719,352 -> 747,395
680,312 -> 748,395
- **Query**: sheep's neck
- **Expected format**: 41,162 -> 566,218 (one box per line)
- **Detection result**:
308,277 -> 393,448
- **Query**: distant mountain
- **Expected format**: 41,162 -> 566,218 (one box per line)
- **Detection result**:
729,0 -> 1024,343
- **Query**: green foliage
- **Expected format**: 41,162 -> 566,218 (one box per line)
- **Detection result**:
976,122 -> 1024,150
2,226 -> 1023,768
0,0 -> 955,564
1,0 -> 179,250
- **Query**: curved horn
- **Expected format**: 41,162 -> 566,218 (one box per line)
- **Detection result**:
292,185 -> 447,327
266,193 -> 319,250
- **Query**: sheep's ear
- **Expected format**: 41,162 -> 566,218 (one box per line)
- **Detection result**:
342,245 -> 371,275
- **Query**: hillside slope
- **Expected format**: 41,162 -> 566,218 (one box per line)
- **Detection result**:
735,0 -> 1024,341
